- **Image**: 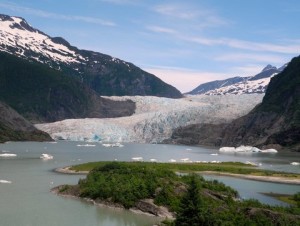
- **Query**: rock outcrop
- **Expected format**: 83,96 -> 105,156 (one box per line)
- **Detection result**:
0,101 -> 52,142
133,199 -> 174,218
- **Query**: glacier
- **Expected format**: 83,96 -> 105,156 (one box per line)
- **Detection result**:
35,94 -> 264,143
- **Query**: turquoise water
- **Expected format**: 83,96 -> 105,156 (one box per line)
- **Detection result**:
0,141 -> 299,226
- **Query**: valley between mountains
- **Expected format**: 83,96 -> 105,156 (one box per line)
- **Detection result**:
0,13 -> 299,152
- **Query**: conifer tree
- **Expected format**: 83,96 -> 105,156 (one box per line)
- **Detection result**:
175,175 -> 206,226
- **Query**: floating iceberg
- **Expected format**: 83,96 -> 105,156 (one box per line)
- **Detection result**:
245,161 -> 258,166
260,149 -> 277,153
40,153 -> 53,160
150,158 -> 158,162
77,144 -> 96,147
168,159 -> 177,163
290,162 -> 300,166
235,146 -> 261,153
219,146 -> 277,153
180,158 -> 190,162
0,180 -> 12,184
102,143 -> 124,147
219,147 -> 236,153
131,157 -> 143,161
0,153 -> 17,157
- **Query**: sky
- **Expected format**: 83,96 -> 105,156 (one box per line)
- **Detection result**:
0,0 -> 300,92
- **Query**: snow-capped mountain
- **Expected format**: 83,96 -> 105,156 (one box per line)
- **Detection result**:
0,14 -> 87,67
187,64 -> 287,96
0,14 -> 182,98
186,76 -> 248,95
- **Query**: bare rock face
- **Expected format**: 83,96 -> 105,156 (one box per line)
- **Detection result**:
245,208 -> 300,223
0,101 -> 52,142
134,199 -> 174,219
0,101 -> 34,131
167,123 -> 227,147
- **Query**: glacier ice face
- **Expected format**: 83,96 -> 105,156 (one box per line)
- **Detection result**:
35,94 -> 264,143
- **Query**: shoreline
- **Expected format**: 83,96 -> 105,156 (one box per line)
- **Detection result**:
55,166 -> 300,185
199,171 -> 300,185
51,185 -> 174,220
54,166 -> 89,174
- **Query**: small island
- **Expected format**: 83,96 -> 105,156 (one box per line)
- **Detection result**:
53,161 -> 300,225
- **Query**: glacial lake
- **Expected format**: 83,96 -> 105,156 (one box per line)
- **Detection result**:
0,141 -> 299,226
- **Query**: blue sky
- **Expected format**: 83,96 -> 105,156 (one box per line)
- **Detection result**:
1,0 -> 299,92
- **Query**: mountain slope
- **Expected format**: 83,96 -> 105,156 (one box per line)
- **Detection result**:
0,101 -> 51,142
0,14 -> 182,98
0,52 -> 135,123
187,64 -> 286,95
169,56 -> 300,151
221,55 -> 300,150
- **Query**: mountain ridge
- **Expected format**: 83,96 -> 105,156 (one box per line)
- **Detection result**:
187,63 -> 287,95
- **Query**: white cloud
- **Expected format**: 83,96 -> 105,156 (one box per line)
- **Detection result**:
154,4 -> 199,20
224,38 -> 300,54
146,25 -> 176,34
153,3 -> 229,29
183,35 -> 300,54
100,0 -> 140,5
0,2 -> 116,26
143,66 -> 227,93
215,53 -> 286,64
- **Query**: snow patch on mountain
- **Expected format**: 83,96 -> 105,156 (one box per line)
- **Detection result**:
205,76 -> 276,95
0,16 -> 86,65
35,94 -> 264,143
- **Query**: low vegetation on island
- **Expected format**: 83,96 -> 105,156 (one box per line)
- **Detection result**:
55,162 -> 300,225
69,161 -> 300,179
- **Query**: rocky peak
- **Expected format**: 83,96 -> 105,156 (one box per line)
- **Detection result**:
262,64 -> 277,72
0,14 -> 36,33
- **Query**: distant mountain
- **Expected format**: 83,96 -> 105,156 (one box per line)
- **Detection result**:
0,14 -> 182,98
186,77 -> 247,95
0,100 -> 51,142
0,52 -> 136,123
187,64 -> 287,95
